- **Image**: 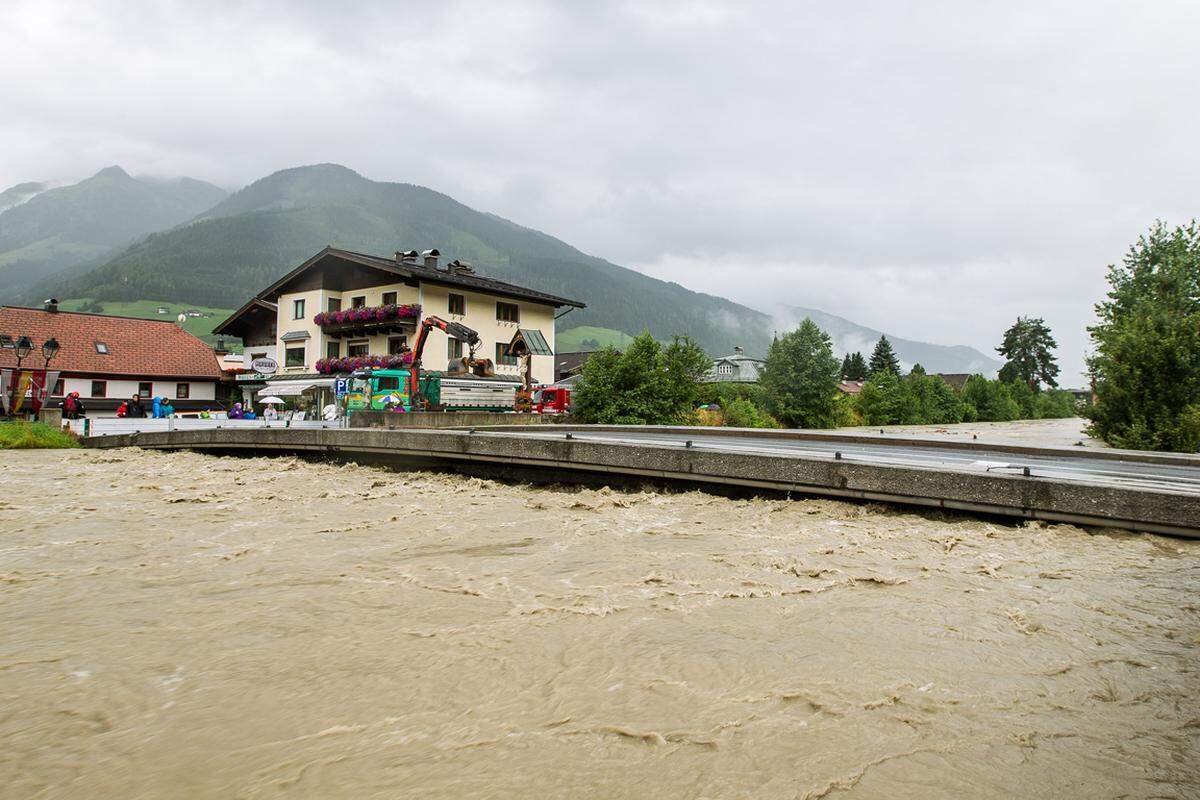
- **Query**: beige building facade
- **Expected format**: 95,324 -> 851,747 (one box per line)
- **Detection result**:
217,248 -> 583,387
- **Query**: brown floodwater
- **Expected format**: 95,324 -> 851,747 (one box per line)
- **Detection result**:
1,448 -> 1198,799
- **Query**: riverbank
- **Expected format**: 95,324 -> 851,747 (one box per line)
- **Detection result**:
0,421 -> 79,449
2,448 -> 1197,799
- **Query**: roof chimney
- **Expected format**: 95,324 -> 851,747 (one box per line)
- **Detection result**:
733,345 -> 743,355
394,250 -> 404,263
44,298 -> 59,313
449,260 -> 475,275
422,248 -> 440,270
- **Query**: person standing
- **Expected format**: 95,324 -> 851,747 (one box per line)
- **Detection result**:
62,392 -> 86,420
126,394 -> 147,418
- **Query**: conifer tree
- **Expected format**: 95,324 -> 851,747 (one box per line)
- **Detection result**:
996,316 -> 1059,390
868,335 -> 901,377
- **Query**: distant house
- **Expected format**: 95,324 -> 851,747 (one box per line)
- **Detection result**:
837,379 -> 865,395
554,351 -> 593,382
704,346 -> 763,383
935,373 -> 972,391
0,302 -> 223,416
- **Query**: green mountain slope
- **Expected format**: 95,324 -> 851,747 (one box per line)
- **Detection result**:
50,164 -> 775,357
0,166 -> 227,299
556,326 -> 638,352
0,181 -> 47,213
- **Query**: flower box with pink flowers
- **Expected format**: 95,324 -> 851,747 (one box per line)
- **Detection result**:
313,303 -> 421,336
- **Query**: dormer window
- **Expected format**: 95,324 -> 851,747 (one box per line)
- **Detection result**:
95,341 -> 109,354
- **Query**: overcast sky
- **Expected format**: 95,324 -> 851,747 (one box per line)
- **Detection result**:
4,1 -> 1199,381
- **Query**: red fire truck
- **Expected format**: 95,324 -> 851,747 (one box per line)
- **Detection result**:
532,385 -> 571,414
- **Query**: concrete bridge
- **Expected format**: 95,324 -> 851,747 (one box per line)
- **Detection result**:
83,424 -> 1200,538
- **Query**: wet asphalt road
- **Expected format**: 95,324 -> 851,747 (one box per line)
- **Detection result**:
491,429 -> 1200,495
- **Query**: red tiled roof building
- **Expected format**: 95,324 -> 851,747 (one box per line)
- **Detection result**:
1,304 -> 223,415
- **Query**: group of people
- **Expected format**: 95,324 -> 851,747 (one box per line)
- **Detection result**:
59,393 -> 334,421
227,403 -> 258,420
115,395 -> 174,419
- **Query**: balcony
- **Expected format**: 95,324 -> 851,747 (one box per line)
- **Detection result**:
314,303 -> 421,338
315,353 -> 414,374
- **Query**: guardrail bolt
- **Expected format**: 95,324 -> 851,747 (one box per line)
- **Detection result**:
1023,466 -> 1031,477
468,427 -> 476,434
685,440 -> 693,448
835,451 -> 842,460
565,433 -> 573,440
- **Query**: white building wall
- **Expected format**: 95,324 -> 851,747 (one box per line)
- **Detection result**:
55,376 -> 217,416
273,279 -> 558,384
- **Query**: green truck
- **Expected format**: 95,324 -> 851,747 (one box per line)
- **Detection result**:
345,369 -> 517,413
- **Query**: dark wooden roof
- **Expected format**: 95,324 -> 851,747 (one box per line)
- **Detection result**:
212,298 -> 278,338
256,247 -> 586,309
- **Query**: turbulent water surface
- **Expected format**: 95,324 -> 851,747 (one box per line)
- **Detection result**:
2,449 -> 1198,799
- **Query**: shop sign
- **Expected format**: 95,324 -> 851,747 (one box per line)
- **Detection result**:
251,357 -> 278,375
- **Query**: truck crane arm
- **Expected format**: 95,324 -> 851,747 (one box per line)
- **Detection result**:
407,315 -> 481,406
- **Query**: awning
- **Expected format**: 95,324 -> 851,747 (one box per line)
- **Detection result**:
256,378 -> 334,398
506,328 -> 553,357
280,330 -> 311,341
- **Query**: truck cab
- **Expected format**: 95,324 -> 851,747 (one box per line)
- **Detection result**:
533,385 -> 571,414
345,369 -> 413,413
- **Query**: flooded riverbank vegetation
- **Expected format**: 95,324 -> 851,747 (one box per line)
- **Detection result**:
0,421 -> 80,449
3,448 -> 1197,798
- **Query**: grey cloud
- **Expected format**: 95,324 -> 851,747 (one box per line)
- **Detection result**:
3,0 -> 1198,382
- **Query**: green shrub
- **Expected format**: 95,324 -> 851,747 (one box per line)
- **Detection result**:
721,397 -> 780,429
0,421 -> 81,449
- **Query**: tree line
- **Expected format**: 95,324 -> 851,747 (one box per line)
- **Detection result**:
573,319 -> 1077,431
572,221 -> 1199,453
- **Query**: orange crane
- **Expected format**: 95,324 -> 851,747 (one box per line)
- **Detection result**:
407,315 -> 482,408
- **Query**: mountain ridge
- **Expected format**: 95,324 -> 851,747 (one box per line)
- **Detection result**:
23,162 -> 1000,373
47,163 -> 776,357
0,167 -> 228,298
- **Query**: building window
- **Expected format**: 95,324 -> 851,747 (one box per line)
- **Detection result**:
327,297 -> 341,314
293,299 -> 305,320
496,301 -> 519,323
495,342 -> 518,367
448,338 -> 464,360
382,291 -> 397,306
326,341 -> 340,359
94,341 -> 109,354
351,296 -> 366,308
91,380 -> 107,398
138,381 -> 152,398
387,336 -> 407,355
52,378 -> 64,396
285,346 -> 305,367
448,293 -> 465,315
347,340 -> 369,357
249,352 -> 266,362
176,383 -> 190,399
377,375 -> 400,391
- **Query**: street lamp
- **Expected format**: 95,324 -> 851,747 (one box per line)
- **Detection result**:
41,337 -> 60,366
13,336 -> 33,369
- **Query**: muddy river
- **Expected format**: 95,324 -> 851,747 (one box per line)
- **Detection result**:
2,449 -> 1197,799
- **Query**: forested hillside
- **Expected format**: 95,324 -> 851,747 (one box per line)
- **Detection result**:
0,167 -> 227,299
50,164 -> 773,357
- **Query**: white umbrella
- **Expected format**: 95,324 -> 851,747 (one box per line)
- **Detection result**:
259,396 -> 285,405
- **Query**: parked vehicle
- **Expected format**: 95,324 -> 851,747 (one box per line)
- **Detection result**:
533,385 -> 571,414
346,369 -> 517,413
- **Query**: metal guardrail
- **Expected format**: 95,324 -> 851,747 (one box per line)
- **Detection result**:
68,417 -> 347,436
